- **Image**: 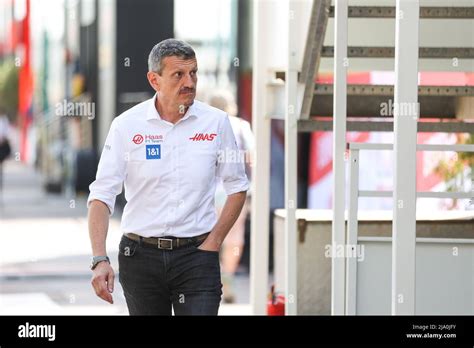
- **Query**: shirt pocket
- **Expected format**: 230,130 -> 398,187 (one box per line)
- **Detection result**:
185,141 -> 218,189
126,145 -> 163,179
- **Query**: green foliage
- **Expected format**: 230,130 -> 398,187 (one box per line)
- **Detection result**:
434,134 -> 474,208
0,60 -> 19,122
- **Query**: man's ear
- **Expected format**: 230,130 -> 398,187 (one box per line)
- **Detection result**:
146,71 -> 160,92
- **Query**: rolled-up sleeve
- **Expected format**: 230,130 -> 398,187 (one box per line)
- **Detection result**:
216,115 -> 250,195
87,118 -> 127,215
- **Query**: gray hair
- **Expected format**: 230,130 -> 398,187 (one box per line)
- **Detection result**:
148,39 -> 196,74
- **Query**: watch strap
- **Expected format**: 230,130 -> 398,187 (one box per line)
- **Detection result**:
91,256 -> 110,270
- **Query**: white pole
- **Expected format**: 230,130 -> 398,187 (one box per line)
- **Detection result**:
250,0 -> 271,315
346,148 -> 359,315
331,0 -> 348,315
285,0 -> 299,315
392,0 -> 420,315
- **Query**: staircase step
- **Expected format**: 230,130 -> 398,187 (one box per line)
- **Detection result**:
298,119 -> 474,133
311,84 -> 474,118
328,6 -> 474,19
321,46 -> 474,59
315,84 -> 474,96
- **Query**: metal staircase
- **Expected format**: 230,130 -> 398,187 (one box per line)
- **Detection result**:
298,3 -> 474,133
294,1 -> 474,315
250,0 -> 474,316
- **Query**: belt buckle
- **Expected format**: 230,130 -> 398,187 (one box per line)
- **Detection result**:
158,238 -> 173,250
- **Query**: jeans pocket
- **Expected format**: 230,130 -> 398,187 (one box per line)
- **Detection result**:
119,236 -> 138,257
193,241 -> 220,254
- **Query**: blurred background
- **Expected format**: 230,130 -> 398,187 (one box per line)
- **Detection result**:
0,0 -> 472,315
0,0 -> 261,315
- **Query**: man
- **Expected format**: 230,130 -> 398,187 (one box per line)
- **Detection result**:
87,39 -> 248,315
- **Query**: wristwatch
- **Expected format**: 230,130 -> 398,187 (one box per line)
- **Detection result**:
90,256 -> 110,270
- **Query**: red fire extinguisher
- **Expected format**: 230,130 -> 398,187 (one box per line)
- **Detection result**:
267,285 -> 285,315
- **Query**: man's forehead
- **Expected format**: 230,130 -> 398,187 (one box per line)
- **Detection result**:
163,56 -> 197,70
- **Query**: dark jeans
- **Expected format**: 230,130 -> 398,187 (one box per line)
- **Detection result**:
118,234 -> 222,315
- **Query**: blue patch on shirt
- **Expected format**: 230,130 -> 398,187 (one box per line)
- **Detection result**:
146,144 -> 161,159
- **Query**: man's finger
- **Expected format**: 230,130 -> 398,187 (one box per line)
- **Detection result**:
92,275 -> 113,304
107,271 -> 115,293
98,282 -> 113,304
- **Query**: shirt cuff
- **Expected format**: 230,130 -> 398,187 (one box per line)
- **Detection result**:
87,190 -> 116,216
222,178 -> 250,196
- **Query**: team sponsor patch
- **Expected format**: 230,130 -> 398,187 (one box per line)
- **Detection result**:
132,134 -> 143,144
146,144 -> 161,159
189,133 -> 217,141
133,134 -> 164,145
145,134 -> 164,144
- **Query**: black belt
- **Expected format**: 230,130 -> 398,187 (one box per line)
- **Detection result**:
125,232 -> 209,250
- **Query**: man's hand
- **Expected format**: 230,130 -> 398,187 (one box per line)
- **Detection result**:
197,237 -> 221,252
198,191 -> 247,252
91,261 -> 115,304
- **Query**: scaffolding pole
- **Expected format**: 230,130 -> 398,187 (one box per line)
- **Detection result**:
250,0 -> 271,315
392,0 -> 420,315
284,0 -> 299,315
331,0 -> 348,315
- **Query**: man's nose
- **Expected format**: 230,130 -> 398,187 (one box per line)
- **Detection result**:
183,74 -> 195,88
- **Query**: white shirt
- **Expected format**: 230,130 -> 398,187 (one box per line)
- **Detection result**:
87,95 -> 249,238
215,116 -> 254,208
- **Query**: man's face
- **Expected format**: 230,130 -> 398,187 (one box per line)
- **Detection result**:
154,56 -> 198,110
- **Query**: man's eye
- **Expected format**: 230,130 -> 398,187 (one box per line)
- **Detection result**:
175,72 -> 182,77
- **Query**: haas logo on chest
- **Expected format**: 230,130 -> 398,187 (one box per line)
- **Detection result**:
189,133 -> 217,141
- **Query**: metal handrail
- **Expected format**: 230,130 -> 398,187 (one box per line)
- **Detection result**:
349,142 -> 474,152
345,142 -> 474,315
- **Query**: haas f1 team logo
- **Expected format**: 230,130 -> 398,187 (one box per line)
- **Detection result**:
189,133 -> 217,141
133,134 -> 144,144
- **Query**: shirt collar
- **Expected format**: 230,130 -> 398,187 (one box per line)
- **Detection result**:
146,93 -> 198,122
